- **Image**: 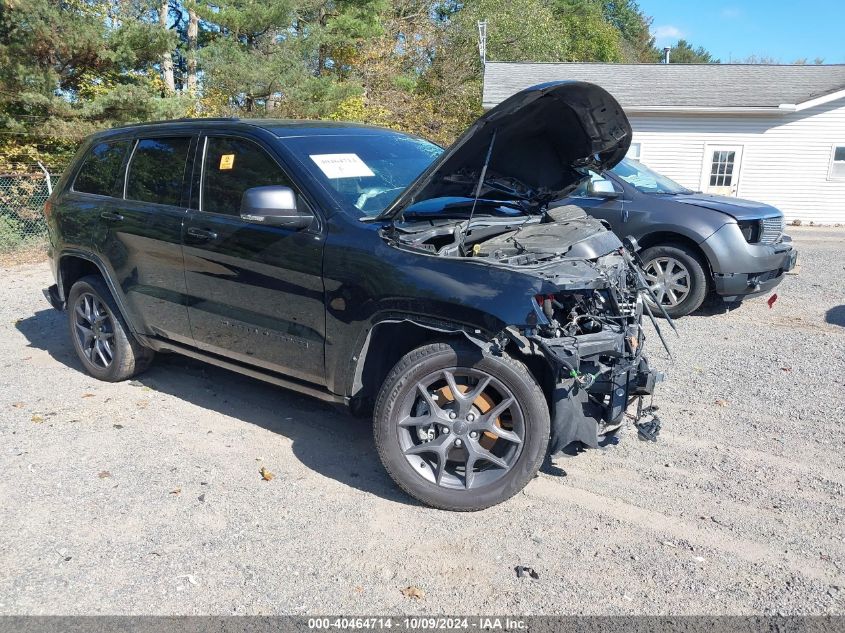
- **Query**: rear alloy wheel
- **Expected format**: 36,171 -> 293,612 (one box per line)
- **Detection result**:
374,342 -> 549,511
67,275 -> 154,382
73,292 -> 116,369
640,244 -> 709,318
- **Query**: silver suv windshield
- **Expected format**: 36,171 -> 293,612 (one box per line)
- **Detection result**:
611,158 -> 693,195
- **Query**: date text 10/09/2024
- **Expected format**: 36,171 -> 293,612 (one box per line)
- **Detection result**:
307,618 -> 528,630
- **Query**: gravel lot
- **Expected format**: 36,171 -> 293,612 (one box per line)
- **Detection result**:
1,227 -> 843,616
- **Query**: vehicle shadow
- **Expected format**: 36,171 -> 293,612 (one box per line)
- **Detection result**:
825,305 -> 845,327
15,308 -> 418,507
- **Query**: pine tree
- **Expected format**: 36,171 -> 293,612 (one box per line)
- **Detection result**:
0,0 -> 184,165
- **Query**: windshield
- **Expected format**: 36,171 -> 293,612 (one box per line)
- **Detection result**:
610,158 -> 692,194
280,132 -> 443,217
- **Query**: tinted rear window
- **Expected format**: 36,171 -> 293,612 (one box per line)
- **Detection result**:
73,141 -> 131,197
126,137 -> 192,206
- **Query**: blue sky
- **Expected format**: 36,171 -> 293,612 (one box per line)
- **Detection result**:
637,0 -> 845,64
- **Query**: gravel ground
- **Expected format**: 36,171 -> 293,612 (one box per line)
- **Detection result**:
0,227 -> 843,616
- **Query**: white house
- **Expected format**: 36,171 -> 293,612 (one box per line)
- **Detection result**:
482,62 -> 845,224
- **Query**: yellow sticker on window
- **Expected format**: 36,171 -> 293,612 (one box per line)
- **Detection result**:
219,154 -> 235,170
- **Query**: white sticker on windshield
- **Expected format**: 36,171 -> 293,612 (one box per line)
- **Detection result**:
309,153 -> 375,179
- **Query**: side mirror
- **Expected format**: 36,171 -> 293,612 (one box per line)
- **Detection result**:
240,186 -> 314,230
588,178 -> 621,199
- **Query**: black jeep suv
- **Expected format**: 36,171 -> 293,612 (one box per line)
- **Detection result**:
44,81 -> 661,510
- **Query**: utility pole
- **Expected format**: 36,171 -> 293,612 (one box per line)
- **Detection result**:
477,20 -> 488,66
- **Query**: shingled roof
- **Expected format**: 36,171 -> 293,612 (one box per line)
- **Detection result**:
482,62 -> 845,112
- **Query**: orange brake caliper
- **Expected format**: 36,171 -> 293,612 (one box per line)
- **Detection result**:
435,385 -> 508,451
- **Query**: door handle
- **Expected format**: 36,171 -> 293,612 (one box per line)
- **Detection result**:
100,211 -> 124,222
187,227 -> 218,241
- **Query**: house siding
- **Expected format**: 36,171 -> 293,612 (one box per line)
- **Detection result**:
628,97 -> 845,224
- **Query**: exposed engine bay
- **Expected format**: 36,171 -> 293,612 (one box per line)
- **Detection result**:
387,202 -> 666,452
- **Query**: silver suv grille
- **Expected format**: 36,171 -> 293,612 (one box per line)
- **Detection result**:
760,217 -> 784,244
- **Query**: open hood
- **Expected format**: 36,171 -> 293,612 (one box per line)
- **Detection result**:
377,81 -> 631,220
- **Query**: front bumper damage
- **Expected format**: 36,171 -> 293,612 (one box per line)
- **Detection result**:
515,329 -> 663,453
545,344 -> 661,451
505,247 -> 667,454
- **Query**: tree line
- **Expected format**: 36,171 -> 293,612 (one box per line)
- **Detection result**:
0,0 -> 717,167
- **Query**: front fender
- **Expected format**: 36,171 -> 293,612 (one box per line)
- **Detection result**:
322,217 -> 559,395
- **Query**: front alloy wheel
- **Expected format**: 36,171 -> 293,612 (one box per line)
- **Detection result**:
374,342 -> 549,511
398,367 -> 525,490
639,244 -> 709,318
643,256 -> 691,309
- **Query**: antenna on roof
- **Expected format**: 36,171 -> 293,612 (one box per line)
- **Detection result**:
477,20 -> 488,65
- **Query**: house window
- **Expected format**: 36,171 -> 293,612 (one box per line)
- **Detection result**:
627,142 -> 641,160
709,150 -> 736,187
830,146 -> 845,180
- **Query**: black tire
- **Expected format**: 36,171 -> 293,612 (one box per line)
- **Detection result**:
640,243 -> 709,318
374,342 -> 550,511
66,275 -> 154,382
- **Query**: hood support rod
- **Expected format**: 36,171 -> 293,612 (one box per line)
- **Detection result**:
459,128 -> 497,255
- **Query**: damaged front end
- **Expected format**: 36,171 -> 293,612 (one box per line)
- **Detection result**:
499,224 -> 665,452
378,80 -> 667,454
389,203 -> 667,454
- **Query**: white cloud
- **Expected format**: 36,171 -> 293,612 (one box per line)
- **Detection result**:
720,7 -> 742,18
653,25 -> 683,40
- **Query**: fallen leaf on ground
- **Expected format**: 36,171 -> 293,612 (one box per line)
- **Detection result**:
781,366 -> 792,372
714,399 -> 728,407
31,415 -> 44,423
98,471 -> 112,479
401,586 -> 425,600
259,467 -> 274,481
113,424 -> 123,429
12,402 -> 25,408
137,400 -> 149,409
170,487 -> 181,495
81,393 -> 95,398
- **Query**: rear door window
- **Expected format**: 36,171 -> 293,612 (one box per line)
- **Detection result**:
126,137 -> 192,206
201,137 -> 292,216
73,140 -> 131,197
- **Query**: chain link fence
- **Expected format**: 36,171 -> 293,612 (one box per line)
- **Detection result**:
0,164 -> 65,253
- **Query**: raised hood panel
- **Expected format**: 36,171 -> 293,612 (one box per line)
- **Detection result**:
671,194 -> 782,221
378,81 -> 631,219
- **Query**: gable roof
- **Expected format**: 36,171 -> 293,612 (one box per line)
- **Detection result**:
482,62 -> 845,113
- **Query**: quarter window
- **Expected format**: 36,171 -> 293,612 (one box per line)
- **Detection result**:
626,142 -> 642,161
73,141 -> 131,197
202,137 -> 292,216
830,146 -> 845,180
126,137 -> 192,206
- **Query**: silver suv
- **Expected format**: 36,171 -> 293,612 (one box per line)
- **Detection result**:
556,158 -> 798,317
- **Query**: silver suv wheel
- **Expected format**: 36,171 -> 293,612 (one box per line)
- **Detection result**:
643,256 -> 691,308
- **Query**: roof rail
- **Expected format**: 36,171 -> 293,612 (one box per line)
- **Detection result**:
111,117 -> 240,129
